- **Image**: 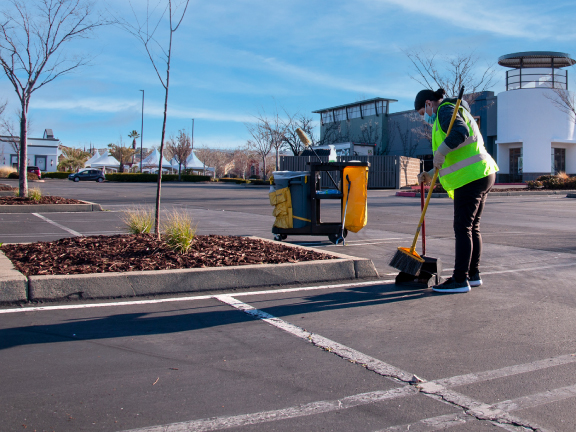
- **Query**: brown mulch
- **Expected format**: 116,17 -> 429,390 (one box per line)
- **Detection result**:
0,196 -> 84,205
0,184 -> 16,191
1,234 -> 335,276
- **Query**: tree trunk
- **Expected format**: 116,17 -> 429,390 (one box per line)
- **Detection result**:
154,38 -> 172,239
261,155 -> 266,180
18,102 -> 28,198
178,162 -> 182,181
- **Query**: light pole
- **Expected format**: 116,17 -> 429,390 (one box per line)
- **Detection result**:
191,118 -> 194,151
139,89 -> 145,172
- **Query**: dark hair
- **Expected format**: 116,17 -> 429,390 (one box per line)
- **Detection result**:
414,88 -> 446,110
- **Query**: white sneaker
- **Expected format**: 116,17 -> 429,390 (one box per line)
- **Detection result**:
468,272 -> 482,287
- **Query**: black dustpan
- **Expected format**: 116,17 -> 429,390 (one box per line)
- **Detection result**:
395,183 -> 443,288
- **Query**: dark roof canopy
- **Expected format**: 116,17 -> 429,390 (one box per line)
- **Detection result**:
312,97 -> 398,113
498,51 -> 575,69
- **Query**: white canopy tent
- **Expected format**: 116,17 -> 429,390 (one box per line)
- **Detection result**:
91,153 -> 120,172
185,151 -> 214,173
84,151 -> 103,168
141,149 -> 171,173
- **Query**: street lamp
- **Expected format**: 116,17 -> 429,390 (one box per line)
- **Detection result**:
140,89 -> 145,172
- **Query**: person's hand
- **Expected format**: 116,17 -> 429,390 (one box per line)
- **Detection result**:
417,171 -> 432,185
433,151 -> 445,170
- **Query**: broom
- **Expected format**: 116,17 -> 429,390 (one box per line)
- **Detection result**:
295,128 -> 339,189
389,86 -> 465,276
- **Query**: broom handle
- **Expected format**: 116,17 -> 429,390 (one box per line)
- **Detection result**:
409,86 -> 465,254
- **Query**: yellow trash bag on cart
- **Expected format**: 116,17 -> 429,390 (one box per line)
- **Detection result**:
269,187 -> 293,229
342,166 -> 368,233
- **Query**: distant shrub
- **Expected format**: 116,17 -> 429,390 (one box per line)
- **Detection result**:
43,172 -> 73,179
248,174 -> 260,179
217,178 -> 247,184
529,174 -> 576,190
105,173 -> 210,182
8,172 -> 38,180
0,167 -> 16,178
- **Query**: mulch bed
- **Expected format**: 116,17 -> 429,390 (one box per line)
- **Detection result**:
1,234 -> 335,276
0,196 -> 84,205
0,184 -> 16,191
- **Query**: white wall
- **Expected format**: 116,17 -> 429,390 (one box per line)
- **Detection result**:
497,88 -> 576,174
0,140 -> 59,172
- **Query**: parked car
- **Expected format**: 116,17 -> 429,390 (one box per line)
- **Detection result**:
27,166 -> 41,179
68,169 -> 105,183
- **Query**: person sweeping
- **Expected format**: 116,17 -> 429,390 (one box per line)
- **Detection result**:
415,88 -> 499,293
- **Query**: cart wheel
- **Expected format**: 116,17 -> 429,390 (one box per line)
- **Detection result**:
274,234 -> 287,241
329,229 -> 348,245
328,233 -> 340,244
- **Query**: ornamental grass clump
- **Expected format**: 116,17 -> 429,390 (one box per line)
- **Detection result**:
162,210 -> 196,253
121,207 -> 154,234
0,167 -> 16,178
28,188 -> 42,202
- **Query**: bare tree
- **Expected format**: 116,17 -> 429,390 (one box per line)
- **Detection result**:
405,48 -> 496,105
116,0 -> 190,238
165,129 -> 192,180
282,113 -> 317,155
194,146 -> 214,176
356,119 -> 380,144
545,88 -> 576,124
319,120 -> 351,146
108,136 -> 135,173
394,119 -> 419,157
0,0 -> 106,197
232,145 -> 256,179
245,121 -> 273,180
252,106 -> 290,170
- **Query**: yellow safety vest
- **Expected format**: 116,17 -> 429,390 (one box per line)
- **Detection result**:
432,102 -> 499,199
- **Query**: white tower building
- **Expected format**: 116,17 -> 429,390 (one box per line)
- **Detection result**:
496,52 -> 576,182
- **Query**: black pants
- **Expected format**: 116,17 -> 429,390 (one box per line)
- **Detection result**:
452,173 -> 495,282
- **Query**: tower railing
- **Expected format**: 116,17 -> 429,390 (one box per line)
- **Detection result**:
505,68 -> 568,91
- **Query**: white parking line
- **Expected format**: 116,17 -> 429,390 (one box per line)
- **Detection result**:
381,383 -> 576,432
0,280 -> 394,314
124,295 -> 549,432
215,294 -> 416,383
32,213 -> 82,236
121,387 -> 417,432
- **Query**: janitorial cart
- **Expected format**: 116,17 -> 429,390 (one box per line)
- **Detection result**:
270,160 -> 369,244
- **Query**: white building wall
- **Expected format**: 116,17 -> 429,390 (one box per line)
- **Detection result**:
497,88 -> 576,175
0,139 -> 59,172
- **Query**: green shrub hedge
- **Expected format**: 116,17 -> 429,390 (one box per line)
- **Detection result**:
7,172 -> 38,180
248,179 -> 273,186
43,172 -> 73,179
105,173 -> 210,182
217,178 -> 247,184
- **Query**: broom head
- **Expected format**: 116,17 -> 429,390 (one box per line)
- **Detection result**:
389,247 -> 425,276
296,128 -> 312,148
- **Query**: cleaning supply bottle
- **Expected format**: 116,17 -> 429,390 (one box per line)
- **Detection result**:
328,145 -> 337,162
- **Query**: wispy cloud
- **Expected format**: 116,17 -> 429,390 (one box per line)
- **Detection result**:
33,98 -> 254,123
376,0 -> 564,39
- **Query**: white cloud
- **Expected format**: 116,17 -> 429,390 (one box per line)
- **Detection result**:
32,97 -> 254,123
375,0 -> 562,39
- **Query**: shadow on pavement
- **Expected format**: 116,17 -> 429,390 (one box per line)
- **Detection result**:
0,284 -> 431,350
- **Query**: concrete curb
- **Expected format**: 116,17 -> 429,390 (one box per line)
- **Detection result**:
0,251 -> 27,303
0,237 -> 379,303
0,200 -> 103,213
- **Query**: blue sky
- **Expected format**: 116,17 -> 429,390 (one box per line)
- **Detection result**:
2,0 -> 576,150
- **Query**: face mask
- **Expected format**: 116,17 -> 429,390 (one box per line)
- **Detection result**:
423,103 -> 436,125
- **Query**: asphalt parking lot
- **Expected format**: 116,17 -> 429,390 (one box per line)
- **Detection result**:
2,179 -> 576,431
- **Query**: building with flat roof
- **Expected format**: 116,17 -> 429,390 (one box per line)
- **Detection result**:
312,98 -> 397,156
0,129 -> 60,172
